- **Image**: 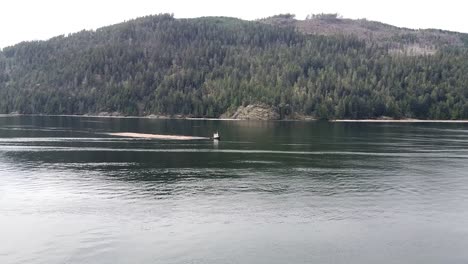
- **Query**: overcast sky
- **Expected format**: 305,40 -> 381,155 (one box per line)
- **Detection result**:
1,0 -> 467,48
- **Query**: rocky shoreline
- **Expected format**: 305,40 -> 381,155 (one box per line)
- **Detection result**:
3,108 -> 468,123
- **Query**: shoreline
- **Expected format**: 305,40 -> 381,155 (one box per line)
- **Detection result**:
0,113 -> 239,121
0,113 -> 314,121
1,113 -> 468,123
331,119 -> 468,123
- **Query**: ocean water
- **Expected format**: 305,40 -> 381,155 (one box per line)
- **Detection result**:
0,116 -> 467,263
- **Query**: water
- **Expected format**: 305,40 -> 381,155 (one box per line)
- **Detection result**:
1,116 -> 468,264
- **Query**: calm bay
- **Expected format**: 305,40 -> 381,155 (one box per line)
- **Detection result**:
1,116 -> 467,263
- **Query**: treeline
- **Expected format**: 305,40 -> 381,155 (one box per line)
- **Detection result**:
0,14 -> 467,119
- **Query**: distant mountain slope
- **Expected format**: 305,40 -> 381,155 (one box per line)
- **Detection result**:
0,14 -> 467,119
261,14 -> 468,55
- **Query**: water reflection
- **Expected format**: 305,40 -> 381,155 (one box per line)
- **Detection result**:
0,116 -> 468,264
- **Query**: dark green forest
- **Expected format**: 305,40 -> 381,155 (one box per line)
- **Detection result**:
0,14 -> 467,119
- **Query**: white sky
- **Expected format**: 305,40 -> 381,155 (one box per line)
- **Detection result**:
0,0 -> 467,49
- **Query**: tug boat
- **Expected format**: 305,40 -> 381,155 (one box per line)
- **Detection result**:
213,132 -> 220,140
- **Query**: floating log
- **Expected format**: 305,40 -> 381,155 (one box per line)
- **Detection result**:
107,132 -> 208,140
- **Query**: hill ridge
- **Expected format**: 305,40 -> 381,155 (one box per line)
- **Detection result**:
0,14 -> 467,120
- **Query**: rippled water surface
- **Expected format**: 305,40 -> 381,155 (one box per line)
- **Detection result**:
1,116 -> 468,263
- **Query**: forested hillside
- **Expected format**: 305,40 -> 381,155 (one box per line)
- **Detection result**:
0,14 -> 467,119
